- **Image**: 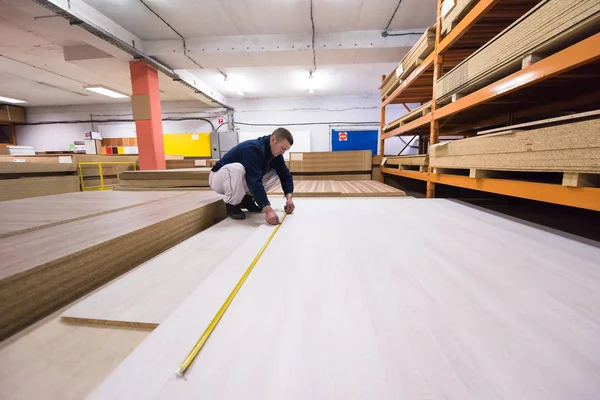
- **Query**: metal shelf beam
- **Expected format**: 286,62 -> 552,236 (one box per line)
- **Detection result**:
381,113 -> 432,139
381,53 -> 435,107
429,174 -> 600,212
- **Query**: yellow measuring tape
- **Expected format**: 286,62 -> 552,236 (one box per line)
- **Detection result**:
175,213 -> 287,377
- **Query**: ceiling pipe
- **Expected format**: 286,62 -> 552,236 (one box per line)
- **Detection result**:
30,0 -> 232,110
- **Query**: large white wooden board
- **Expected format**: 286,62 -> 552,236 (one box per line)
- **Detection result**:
88,198 -> 600,399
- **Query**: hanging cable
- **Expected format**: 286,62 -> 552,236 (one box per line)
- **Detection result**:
382,0 -> 404,37
137,0 -> 227,79
309,0 -> 317,73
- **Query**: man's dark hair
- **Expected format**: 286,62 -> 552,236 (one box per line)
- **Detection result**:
272,127 -> 294,145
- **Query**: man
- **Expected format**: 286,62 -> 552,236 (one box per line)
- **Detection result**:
209,128 -> 295,225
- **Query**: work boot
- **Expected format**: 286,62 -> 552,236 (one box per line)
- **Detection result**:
226,204 -> 246,220
240,194 -> 262,213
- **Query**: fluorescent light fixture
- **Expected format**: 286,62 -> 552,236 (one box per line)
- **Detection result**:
84,85 -> 129,99
0,96 -> 26,104
308,71 -> 314,94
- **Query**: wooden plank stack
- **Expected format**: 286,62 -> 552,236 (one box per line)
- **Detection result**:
0,191 -> 226,341
118,168 -> 212,188
268,180 -> 405,197
429,114 -> 600,177
440,0 -> 478,36
380,26 -> 436,100
0,155 -> 79,201
289,150 -> 372,181
385,154 -> 429,171
166,159 -> 213,169
435,0 -> 600,102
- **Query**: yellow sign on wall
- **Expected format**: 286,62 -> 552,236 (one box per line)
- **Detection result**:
163,133 -> 211,157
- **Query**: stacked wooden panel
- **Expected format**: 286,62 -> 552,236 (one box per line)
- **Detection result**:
429,115 -> 600,177
0,191 -> 226,341
372,155 -> 382,181
0,191 -> 186,238
380,26 -> 436,100
435,0 -> 600,102
118,168 -> 211,188
166,159 -> 213,169
289,150 -> 372,180
440,0 -> 478,36
0,156 -> 79,201
268,180 -> 405,197
384,101 -> 432,133
385,154 -> 429,171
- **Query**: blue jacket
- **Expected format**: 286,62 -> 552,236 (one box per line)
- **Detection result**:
212,135 -> 294,208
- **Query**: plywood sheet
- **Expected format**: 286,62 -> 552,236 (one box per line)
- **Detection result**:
430,118 -> 600,172
435,0 -> 600,100
88,198 -> 600,399
440,0 -> 477,35
119,168 -> 211,188
293,174 -> 371,181
385,154 -> 429,166
268,180 -> 405,197
0,192 -> 226,340
62,213 -> 278,327
0,312 -> 148,400
0,162 -> 75,174
0,191 -> 187,238
0,176 -> 80,201
380,26 -> 436,99
289,151 -> 372,173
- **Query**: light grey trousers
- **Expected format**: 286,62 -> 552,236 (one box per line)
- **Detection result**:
209,163 -> 280,205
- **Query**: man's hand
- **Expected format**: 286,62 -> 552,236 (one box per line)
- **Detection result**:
263,205 -> 281,225
285,194 -> 295,214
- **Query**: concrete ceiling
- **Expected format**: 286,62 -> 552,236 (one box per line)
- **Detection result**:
82,0 -> 435,40
0,1 -> 202,106
0,0 -> 436,107
187,63 -> 399,99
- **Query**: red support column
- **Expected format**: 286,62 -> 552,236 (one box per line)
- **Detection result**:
129,61 -> 166,170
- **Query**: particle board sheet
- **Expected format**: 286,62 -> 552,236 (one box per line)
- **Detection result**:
380,26 -> 436,99
0,192 -> 227,341
292,173 -> 371,181
119,168 -> 211,188
430,118 -> 600,172
268,180 -> 405,197
88,198 -> 600,399
0,191 -> 187,238
385,154 -> 429,167
61,212 -> 279,327
0,312 -> 149,400
166,159 -> 211,169
0,176 -> 80,201
289,151 -> 372,173
435,0 -> 600,101
384,101 -> 432,133
0,162 -> 75,175
440,0 -> 478,36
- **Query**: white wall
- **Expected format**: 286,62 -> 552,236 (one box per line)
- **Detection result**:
17,96 -> 418,156
16,102 -> 222,151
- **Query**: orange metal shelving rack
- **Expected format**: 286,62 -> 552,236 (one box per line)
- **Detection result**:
379,0 -> 600,212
